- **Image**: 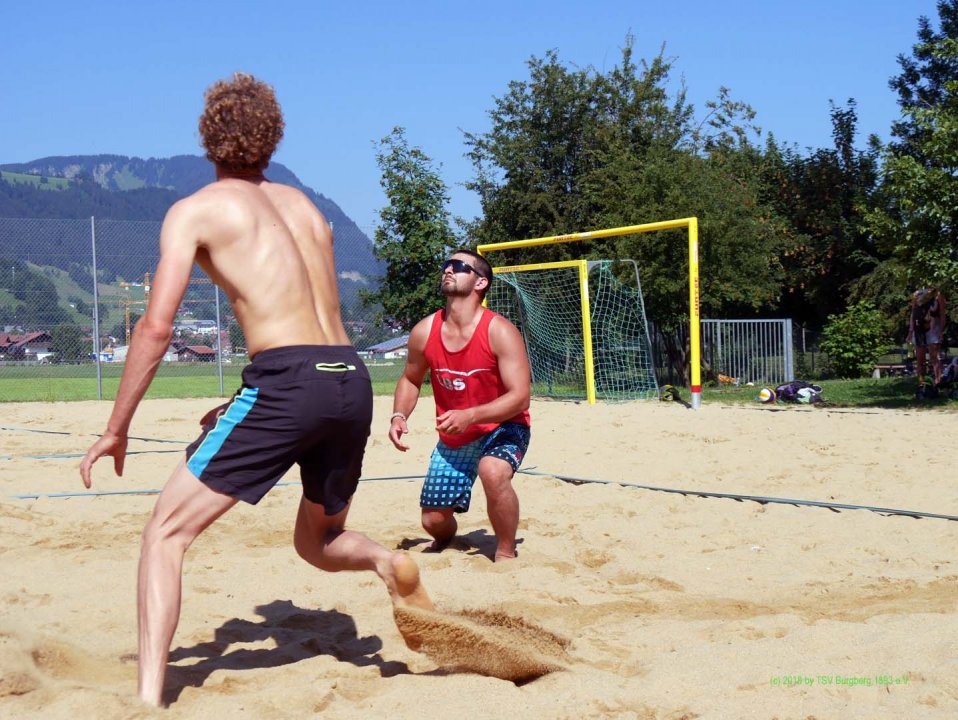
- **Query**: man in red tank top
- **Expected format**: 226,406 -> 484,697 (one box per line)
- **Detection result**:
388,249 -> 531,561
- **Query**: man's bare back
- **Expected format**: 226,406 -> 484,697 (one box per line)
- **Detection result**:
78,73 -> 431,707
167,177 -> 350,356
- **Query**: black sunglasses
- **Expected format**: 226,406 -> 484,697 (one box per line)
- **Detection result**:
441,258 -> 486,278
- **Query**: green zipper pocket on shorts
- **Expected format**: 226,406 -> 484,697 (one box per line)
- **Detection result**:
314,362 -> 356,372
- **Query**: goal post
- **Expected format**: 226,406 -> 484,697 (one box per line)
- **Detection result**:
489,259 -> 599,404
478,218 -> 702,409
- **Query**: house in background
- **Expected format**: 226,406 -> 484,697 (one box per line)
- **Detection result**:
176,345 -> 217,362
0,331 -> 53,360
112,345 -> 179,363
174,319 -> 217,336
363,335 -> 409,360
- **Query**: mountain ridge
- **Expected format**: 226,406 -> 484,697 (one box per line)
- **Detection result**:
1,153 -> 363,230
0,154 -> 381,278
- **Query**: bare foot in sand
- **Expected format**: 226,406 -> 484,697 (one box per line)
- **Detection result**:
386,552 -> 433,610
495,548 -> 517,562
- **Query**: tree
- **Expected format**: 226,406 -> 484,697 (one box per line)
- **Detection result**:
762,102 -> 883,328
5,260 -> 70,327
228,318 -> 246,354
465,50 -> 603,246
50,322 -> 88,362
109,312 -> 140,344
584,141 -> 791,383
889,0 -> 958,159
365,127 -> 456,331
465,37 -> 699,250
463,37 -> 789,382
864,12 -> 958,292
818,301 -> 889,378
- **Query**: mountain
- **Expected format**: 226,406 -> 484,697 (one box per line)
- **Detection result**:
0,154 -> 382,279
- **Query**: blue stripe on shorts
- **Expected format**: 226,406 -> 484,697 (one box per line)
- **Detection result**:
186,386 -> 258,478
420,422 -> 531,512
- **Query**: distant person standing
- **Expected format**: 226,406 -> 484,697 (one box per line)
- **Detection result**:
908,286 -> 947,388
388,249 -> 531,562
79,72 -> 431,707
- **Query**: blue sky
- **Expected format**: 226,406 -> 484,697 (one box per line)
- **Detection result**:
0,0 -> 940,233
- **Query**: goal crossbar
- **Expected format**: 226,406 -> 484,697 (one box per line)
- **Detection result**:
478,218 -> 702,409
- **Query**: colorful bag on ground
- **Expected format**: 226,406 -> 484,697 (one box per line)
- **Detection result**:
774,380 -> 824,404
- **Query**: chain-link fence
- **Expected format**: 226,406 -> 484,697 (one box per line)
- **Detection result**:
0,217 -> 399,401
4,216 -> 811,401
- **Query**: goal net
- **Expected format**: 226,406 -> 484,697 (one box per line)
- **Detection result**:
486,259 -> 659,402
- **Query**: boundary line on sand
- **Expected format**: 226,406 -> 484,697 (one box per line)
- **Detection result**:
7,467 -> 956,521
518,469 -> 958,522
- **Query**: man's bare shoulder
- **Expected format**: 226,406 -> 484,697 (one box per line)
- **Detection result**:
264,180 -> 312,201
489,311 -> 521,334
179,178 -> 308,203
159,192 -> 207,232
170,180 -> 326,231
238,179 -> 315,207
158,186 -> 241,243
488,312 -> 525,348
408,313 -> 437,344
168,181 -> 243,216
259,181 -> 331,228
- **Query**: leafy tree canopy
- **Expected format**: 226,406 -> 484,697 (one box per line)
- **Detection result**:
865,21 -> 958,294
889,0 -> 958,159
762,102 -> 883,327
464,35 -> 787,330
366,127 -> 456,331
50,322 -> 88,361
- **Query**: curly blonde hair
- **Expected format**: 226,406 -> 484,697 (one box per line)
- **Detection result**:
199,73 -> 285,171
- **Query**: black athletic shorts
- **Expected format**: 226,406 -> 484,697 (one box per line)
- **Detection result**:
185,345 -> 373,513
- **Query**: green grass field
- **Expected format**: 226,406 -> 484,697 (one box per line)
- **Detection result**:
0,170 -> 70,190
695,376 -> 957,410
1,361 -> 954,409
0,361 -> 412,402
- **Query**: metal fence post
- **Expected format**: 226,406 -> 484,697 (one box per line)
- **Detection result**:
215,284 -> 224,396
784,318 -> 794,382
90,216 -> 103,400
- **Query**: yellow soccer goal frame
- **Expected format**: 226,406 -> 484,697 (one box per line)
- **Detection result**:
477,218 -> 702,409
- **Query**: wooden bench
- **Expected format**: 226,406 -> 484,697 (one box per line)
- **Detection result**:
872,363 -> 912,378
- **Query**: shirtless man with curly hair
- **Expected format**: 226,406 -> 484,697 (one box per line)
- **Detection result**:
80,73 -> 431,707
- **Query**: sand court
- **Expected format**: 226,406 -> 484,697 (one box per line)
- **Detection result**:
1,396 -> 956,718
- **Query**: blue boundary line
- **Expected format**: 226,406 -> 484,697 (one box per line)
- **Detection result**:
5,450 -> 182,460
516,469 -> 958,522
1,425 -> 188,444
6,467 -> 955,521
7,474 -> 425,500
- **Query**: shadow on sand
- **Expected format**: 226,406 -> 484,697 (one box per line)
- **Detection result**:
163,599 -> 410,704
396,528 -> 523,561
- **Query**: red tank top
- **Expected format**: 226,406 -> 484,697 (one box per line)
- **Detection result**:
424,308 -> 531,448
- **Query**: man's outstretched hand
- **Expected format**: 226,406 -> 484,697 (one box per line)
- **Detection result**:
79,431 -> 128,488
388,416 -> 410,451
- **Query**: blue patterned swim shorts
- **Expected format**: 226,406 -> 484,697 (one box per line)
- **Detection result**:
420,422 -> 531,512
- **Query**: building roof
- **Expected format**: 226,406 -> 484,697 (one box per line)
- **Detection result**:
178,345 -> 216,355
365,335 -> 410,353
0,331 -> 52,348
